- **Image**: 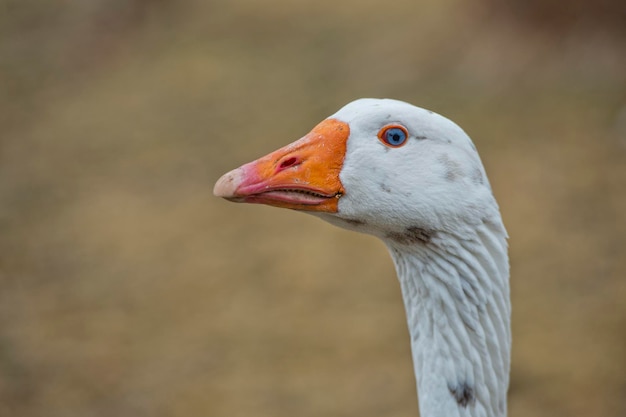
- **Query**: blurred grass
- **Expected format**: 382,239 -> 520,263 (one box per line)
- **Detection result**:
1,1 -> 625,416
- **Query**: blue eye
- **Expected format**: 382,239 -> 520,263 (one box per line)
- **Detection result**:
378,125 -> 409,147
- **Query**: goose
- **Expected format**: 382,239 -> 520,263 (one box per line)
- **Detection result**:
214,98 -> 510,417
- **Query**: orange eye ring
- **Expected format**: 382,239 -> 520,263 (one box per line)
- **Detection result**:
377,124 -> 409,148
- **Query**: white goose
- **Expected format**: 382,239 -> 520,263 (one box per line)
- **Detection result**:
214,98 -> 510,417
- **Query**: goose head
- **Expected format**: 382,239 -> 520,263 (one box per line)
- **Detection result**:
214,98 -> 499,241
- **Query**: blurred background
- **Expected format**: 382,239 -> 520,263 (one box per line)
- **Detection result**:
1,0 -> 625,416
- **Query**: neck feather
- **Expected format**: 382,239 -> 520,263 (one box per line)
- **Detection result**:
386,219 -> 510,417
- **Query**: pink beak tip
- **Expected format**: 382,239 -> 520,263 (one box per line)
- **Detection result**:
213,167 -> 244,198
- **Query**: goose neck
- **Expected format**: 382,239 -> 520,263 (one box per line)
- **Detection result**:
387,221 -> 510,417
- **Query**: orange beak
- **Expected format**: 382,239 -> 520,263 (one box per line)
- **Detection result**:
213,118 -> 350,212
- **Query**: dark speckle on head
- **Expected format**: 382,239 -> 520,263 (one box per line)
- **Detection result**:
472,168 -> 484,185
380,183 -> 391,193
415,135 -> 427,140
438,153 -> 463,182
387,226 -> 433,244
448,382 -> 475,408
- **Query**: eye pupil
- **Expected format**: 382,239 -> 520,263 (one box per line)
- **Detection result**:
383,127 -> 407,146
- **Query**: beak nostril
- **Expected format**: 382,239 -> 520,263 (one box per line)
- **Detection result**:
278,156 -> 300,171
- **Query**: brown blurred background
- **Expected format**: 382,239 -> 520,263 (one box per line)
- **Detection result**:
1,1 -> 625,416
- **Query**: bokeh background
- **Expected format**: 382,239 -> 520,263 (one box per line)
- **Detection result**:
1,1 -> 625,416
